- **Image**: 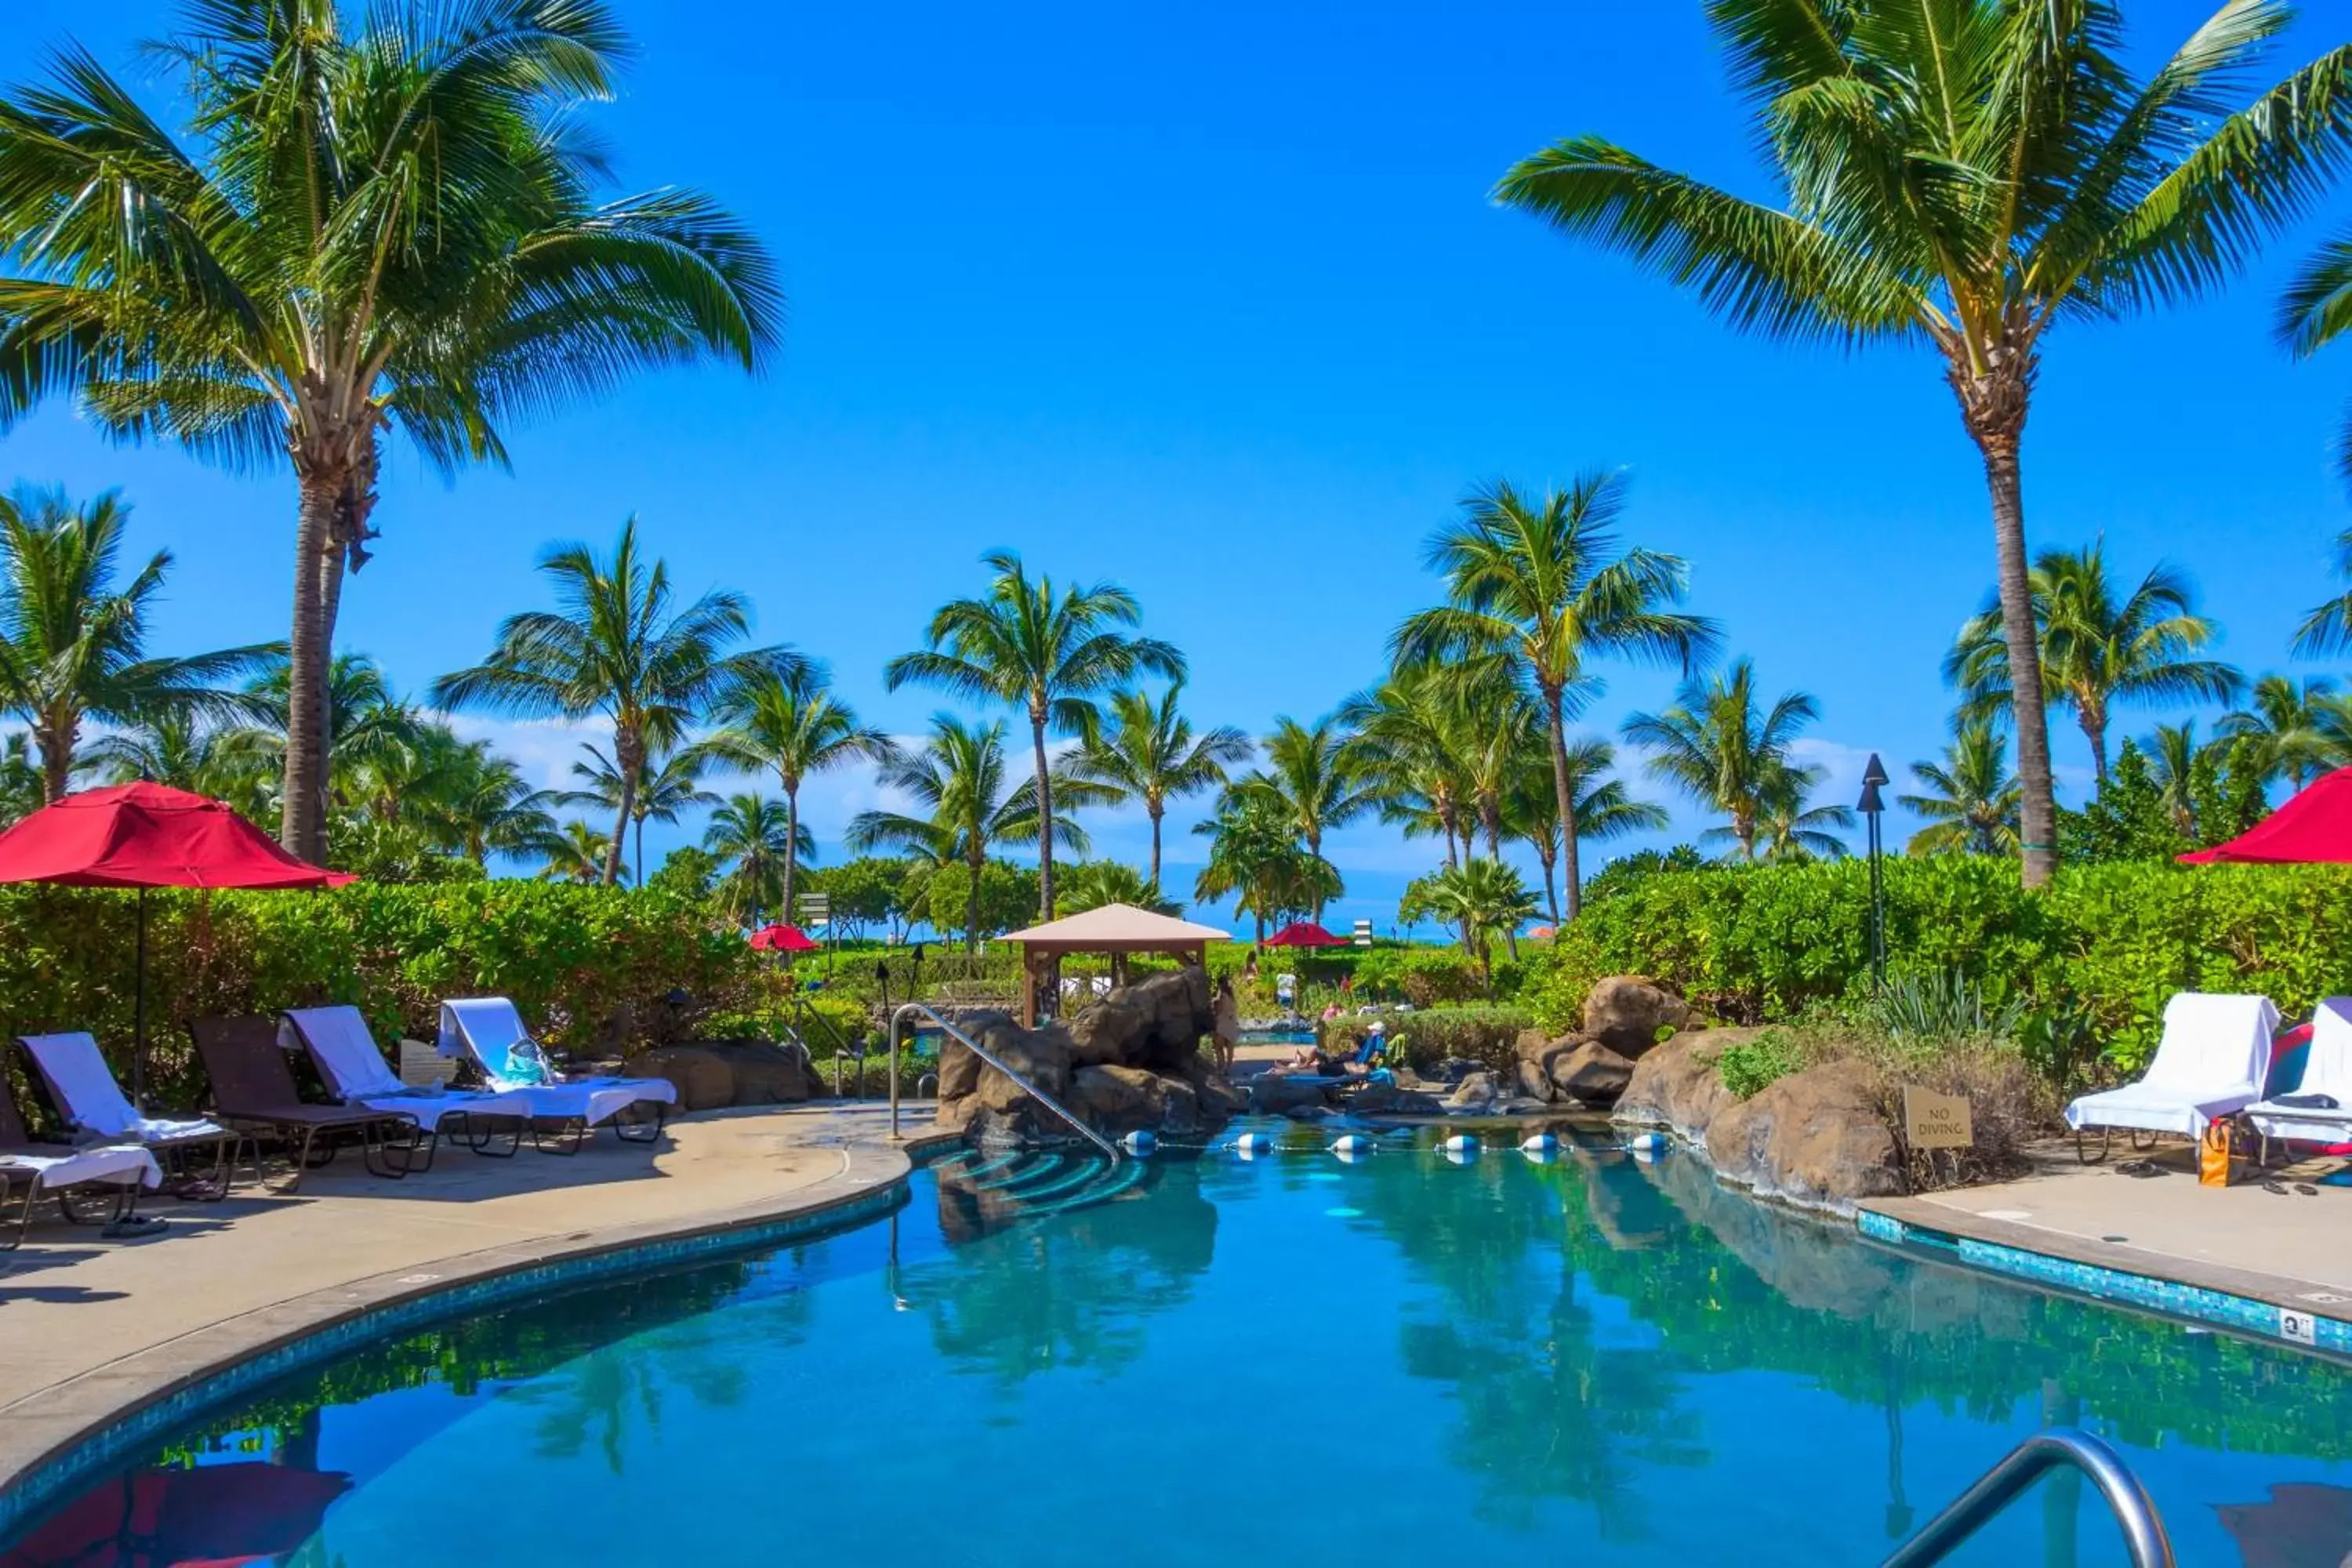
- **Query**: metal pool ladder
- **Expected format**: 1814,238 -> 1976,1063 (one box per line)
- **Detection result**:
1881,1429 -> 2172,1567
887,1002 -> 1121,1164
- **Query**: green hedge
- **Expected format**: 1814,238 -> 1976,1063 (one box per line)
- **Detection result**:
0,883 -> 757,1116
1532,858 -> 2352,1072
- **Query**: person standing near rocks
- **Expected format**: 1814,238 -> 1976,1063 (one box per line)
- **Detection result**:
1213,976 -> 1240,1073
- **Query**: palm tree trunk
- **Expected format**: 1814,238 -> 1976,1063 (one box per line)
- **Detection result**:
36,711 -> 71,804
1029,713 -> 1055,920
1542,683 -> 1583,920
1440,804 -> 1461,869
782,783 -> 800,921
1959,369 -> 2059,887
2083,710 -> 2107,786
965,849 -> 983,953
606,728 -> 641,887
1148,804 -> 1163,891
1480,798 -> 1503,859
282,470 -> 340,862
1533,836 -> 1561,924
634,814 -> 645,887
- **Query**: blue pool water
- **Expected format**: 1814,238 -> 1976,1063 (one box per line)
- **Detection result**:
9,1122 -> 2350,1566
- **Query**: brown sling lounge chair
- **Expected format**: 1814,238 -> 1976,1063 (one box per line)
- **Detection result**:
191,1017 -> 426,1191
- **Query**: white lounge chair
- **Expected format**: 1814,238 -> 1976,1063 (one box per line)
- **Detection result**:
437,997 -> 675,1153
2245,996 -> 2352,1160
0,1077 -> 161,1247
2063,993 -> 2279,1160
16,1032 -> 240,1197
280,1006 -> 535,1163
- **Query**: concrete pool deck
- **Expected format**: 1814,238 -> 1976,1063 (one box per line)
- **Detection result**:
1861,1144 -> 2352,1319
0,1102 -> 952,1506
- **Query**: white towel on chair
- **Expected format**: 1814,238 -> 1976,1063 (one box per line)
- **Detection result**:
17,1032 -> 227,1143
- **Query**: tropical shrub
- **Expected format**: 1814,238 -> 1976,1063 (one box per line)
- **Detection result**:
0,883 -> 757,1116
1715,1029 -> 1803,1100
1530,857 -> 2352,1080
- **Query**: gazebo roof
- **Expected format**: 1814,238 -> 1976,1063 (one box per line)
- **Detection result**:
999,902 -> 1230,951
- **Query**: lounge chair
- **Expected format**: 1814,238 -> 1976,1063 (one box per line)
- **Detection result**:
2244,996 -> 2352,1162
436,997 -> 674,1153
0,1076 -> 160,1247
2063,993 -> 2280,1161
191,1016 -> 426,1191
279,1005 -> 533,1163
1269,1029 -> 1395,1087
15,1033 -> 241,1199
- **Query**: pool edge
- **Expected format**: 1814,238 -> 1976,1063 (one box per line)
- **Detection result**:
0,1127 -> 969,1535
1855,1199 -> 2352,1360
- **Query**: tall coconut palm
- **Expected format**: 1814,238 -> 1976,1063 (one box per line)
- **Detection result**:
2281,232 -> 2352,486
697,666 -> 897,921
703,793 -> 813,925
1229,715 -> 1380,920
1900,721 -> 2023,856
846,715 -> 1097,950
0,485 -> 270,801
885,551 -> 1181,920
1498,2 -> 2352,886
1395,476 -> 1716,920
433,519 -> 791,885
1068,682 -> 1250,891
1506,737 -> 1666,922
2220,674 -> 2342,789
557,742 -> 720,887
1947,543 -> 2241,782
0,0 -> 782,862
1338,667 -> 1474,868
1624,659 -> 1822,863
1192,792 -> 1339,946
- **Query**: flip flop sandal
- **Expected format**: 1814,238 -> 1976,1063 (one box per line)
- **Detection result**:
100,1216 -> 168,1240
2263,1180 -> 2292,1195
2296,1184 -> 2319,1196
2118,1160 -> 2168,1178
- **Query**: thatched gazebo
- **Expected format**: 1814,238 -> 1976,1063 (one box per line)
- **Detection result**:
999,902 -> 1230,1025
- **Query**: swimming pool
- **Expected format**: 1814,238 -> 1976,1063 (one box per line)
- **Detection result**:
8,1121 -> 2347,1566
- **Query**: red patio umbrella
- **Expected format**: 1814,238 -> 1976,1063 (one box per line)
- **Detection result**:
1262,920 -> 1346,949
2180,765 -> 2352,864
0,782 -> 352,1108
749,921 -> 819,953
0,1461 -> 351,1566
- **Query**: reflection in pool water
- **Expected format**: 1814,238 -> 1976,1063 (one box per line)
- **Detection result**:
8,1123 -> 2349,1566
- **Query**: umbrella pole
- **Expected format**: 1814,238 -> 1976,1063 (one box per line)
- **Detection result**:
132,887 -> 147,1112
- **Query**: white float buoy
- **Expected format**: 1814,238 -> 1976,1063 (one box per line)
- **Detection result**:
1520,1131 -> 1560,1156
1441,1133 -> 1480,1159
1629,1131 -> 1668,1156
1329,1134 -> 1374,1157
1233,1131 -> 1276,1159
1120,1130 -> 1157,1156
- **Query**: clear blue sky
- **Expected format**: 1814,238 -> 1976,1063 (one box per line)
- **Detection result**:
3,2 -> 2349,935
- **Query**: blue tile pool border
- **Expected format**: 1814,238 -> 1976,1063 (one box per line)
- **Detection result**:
0,1160 -> 949,1540
1857,1207 -> 2352,1362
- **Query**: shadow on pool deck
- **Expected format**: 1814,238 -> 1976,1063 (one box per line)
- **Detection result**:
0,1102 -> 943,1501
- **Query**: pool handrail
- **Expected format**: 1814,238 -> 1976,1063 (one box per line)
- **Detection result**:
1880,1428 -> 2172,1568
887,1002 -> 1121,1164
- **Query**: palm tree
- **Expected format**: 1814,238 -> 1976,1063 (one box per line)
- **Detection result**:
845,716 -> 1095,950
1900,721 -> 2023,856
433,519 -> 790,885
1498,4 -> 2352,887
2142,720 -> 2211,836
1229,716 -> 1378,919
703,793 -> 811,925
1192,793 -> 1338,946
696,666 -> 895,923
0,0 -> 782,862
0,732 -> 42,823
1404,858 -> 1540,989
0,485 -> 270,801
1395,477 -> 1716,919
1055,860 -> 1178,917
2220,674 -> 2339,791
1750,769 -> 1855,865
885,551 -> 1181,919
418,742 -> 564,868
562,742 -> 720,886
1339,666 -> 1475,868
1069,683 -> 1250,891
1506,738 -> 1665,922
223,651 -> 422,829
540,821 -> 619,887
2281,232 -> 2352,487
1947,543 -> 2241,783
1624,659 -> 1822,863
